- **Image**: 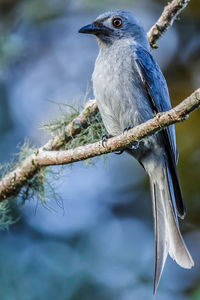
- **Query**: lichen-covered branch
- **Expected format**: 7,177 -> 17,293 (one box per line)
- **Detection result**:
148,0 -> 191,48
0,88 -> 199,202
0,100 -> 98,201
43,100 -> 98,151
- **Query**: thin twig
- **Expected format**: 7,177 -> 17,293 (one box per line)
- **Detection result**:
148,0 -> 191,48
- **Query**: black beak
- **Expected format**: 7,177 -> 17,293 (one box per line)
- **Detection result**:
78,23 -> 101,35
79,23 -> 111,36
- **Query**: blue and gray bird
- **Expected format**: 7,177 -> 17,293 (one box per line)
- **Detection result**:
79,10 -> 194,294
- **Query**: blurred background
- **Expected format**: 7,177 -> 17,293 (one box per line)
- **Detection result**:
0,0 -> 200,299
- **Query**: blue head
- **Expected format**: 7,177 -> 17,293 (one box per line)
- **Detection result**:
79,10 -> 149,48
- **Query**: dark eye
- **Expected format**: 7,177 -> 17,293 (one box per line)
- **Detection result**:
112,18 -> 122,28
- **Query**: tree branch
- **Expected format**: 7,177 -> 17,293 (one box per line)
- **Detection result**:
0,0 -> 193,201
0,89 -> 200,201
148,0 -> 191,48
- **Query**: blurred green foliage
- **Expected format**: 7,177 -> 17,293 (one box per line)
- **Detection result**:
192,287 -> 200,300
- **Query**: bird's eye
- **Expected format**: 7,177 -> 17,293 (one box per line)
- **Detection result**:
112,18 -> 122,28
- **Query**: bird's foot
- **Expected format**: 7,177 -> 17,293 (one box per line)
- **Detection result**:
101,134 -> 112,148
131,142 -> 139,150
123,126 -> 133,133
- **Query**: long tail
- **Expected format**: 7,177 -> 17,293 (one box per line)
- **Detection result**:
149,161 -> 194,295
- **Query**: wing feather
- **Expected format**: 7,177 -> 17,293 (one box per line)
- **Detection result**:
135,47 -> 185,218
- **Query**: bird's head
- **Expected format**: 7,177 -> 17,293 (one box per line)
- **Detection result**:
79,10 -> 148,47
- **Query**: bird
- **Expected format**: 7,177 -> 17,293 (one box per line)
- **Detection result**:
79,10 -> 194,294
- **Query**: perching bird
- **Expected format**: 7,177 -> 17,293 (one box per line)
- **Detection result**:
79,10 -> 194,294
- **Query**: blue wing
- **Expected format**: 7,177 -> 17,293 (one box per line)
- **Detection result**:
135,47 -> 177,158
135,47 -> 185,218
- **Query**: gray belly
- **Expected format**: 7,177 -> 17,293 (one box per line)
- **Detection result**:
92,57 -> 154,137
92,53 -> 164,163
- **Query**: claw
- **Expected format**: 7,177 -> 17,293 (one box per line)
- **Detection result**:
102,134 -> 111,148
131,142 -> 139,150
123,126 -> 132,133
115,150 -> 124,155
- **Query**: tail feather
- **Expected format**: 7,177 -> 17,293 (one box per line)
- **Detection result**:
150,162 -> 194,295
151,181 -> 168,295
164,164 -> 194,268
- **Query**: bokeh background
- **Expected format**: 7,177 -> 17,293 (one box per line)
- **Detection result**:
0,0 -> 200,299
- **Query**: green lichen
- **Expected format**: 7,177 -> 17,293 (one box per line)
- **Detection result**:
0,99 -> 106,229
0,200 -> 18,230
0,140 -> 53,227
42,100 -> 106,164
42,99 -> 106,149
68,111 -> 106,149
0,139 -> 37,180
41,101 -> 81,135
